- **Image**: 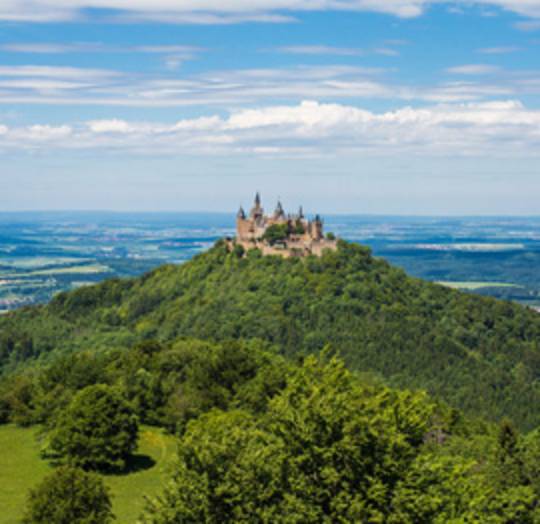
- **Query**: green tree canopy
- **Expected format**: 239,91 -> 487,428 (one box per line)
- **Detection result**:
22,466 -> 113,524
142,354 -> 540,523
50,384 -> 138,471
143,355 -> 438,523
261,224 -> 289,245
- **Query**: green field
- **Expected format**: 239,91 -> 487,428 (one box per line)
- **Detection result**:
0,263 -> 111,278
436,281 -> 522,290
0,424 -> 177,523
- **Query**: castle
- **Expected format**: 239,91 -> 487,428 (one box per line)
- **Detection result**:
233,193 -> 337,257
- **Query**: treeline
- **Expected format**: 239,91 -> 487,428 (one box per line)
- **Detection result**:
0,338 -> 286,432
3,340 -> 540,522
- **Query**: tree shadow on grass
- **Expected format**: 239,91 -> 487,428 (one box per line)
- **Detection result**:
117,454 -> 157,476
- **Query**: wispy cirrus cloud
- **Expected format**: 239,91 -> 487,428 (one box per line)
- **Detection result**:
446,64 -> 501,75
0,42 -> 204,55
1,1 -> 540,24
477,46 -> 521,54
0,62 -> 539,107
0,65 -> 121,80
277,46 -> 365,56
275,44 -> 402,57
0,43 -> 205,73
514,19 -> 540,31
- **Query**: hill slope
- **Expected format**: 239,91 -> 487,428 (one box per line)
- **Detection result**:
1,239 -> 540,429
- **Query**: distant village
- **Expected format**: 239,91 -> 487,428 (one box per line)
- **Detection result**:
231,193 -> 337,257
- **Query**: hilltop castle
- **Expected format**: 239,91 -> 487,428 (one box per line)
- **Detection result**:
233,193 -> 337,257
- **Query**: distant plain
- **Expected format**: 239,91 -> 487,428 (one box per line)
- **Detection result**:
1,212 -> 540,313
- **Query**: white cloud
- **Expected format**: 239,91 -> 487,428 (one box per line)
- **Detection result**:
1,100 -> 539,158
87,119 -> 135,133
9,124 -> 73,142
174,116 -> 222,131
1,1 -> 540,23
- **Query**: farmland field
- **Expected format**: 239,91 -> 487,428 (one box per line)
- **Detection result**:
2,212 -> 540,312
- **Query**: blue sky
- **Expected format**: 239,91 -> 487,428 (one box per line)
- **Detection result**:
1,1 -> 540,214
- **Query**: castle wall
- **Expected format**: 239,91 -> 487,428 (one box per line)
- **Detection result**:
236,218 -> 253,241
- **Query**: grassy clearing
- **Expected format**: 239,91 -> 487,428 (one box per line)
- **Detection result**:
0,424 -> 177,524
436,281 -> 522,290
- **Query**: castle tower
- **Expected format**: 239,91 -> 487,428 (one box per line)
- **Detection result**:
273,200 -> 286,221
236,205 -> 251,241
249,192 -> 264,222
310,214 -> 324,240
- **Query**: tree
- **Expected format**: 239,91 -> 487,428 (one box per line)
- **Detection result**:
50,384 -> 138,471
261,224 -> 289,245
22,466 -> 113,524
519,427 -> 540,498
495,419 -> 524,487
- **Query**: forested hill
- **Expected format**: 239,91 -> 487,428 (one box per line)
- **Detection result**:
1,239 -> 540,429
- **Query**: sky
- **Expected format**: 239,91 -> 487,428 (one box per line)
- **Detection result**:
1,1 -> 540,214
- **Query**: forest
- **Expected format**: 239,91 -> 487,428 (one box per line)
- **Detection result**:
2,339 -> 540,522
1,240 -> 540,430
2,239 -> 540,520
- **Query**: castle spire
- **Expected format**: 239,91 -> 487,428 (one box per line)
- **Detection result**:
237,206 -> 246,219
250,191 -> 263,219
298,205 -> 304,219
274,199 -> 285,219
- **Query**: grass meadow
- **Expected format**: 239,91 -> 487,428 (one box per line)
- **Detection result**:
0,424 -> 177,523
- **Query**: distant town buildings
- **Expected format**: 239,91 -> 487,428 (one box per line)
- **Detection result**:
232,193 -> 337,257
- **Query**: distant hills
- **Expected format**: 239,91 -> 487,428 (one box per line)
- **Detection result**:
1,239 -> 540,429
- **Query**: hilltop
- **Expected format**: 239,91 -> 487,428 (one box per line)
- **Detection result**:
1,239 -> 540,429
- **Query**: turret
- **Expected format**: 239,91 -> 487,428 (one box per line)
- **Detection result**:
237,206 -> 246,219
310,214 -> 324,240
273,200 -> 285,220
250,192 -> 263,219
